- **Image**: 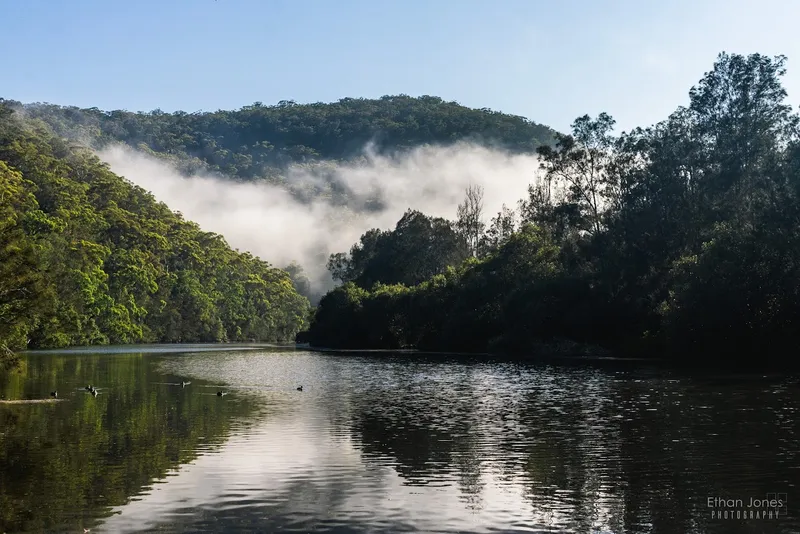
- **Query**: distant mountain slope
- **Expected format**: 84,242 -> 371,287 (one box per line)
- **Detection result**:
0,104 -> 309,354
4,95 -> 557,182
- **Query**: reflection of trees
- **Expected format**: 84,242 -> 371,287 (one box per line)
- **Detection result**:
124,475 -> 421,534
0,352 -> 254,533
344,361 -> 800,533
347,361 -> 489,504
609,374 -> 800,534
355,408 -> 456,480
503,371 -> 800,533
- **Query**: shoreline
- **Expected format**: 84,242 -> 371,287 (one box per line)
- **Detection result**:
298,345 -> 800,373
19,341 -> 296,355
298,343 -> 667,365
9,341 -> 797,372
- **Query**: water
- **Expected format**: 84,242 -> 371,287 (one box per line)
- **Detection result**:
1,345 -> 798,533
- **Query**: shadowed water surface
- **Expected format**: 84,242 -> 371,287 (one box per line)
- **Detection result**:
1,345 -> 798,533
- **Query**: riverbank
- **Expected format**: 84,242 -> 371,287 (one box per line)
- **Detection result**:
1,343 -> 21,370
19,342 -> 294,355
299,339 -> 669,367
299,337 -> 800,371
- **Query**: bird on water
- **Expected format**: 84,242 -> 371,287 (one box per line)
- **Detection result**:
50,391 -> 58,398
217,391 -> 227,397
297,385 -> 303,392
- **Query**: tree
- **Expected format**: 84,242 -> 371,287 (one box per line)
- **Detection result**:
0,162 -> 47,358
0,105 -> 311,350
455,185 -> 485,257
480,204 -> 516,255
283,261 -> 312,299
687,52 -> 799,228
327,210 -> 468,289
326,228 -> 388,284
309,51 -> 800,367
518,176 -> 580,244
536,113 -> 618,236
12,95 -> 558,191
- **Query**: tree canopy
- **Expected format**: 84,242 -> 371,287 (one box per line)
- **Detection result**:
327,209 -> 469,289
307,52 -> 800,368
4,95 -> 557,183
0,106 -> 310,361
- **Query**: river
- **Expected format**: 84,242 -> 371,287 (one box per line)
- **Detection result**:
0,345 -> 798,533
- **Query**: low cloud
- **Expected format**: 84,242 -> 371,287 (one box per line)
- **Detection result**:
97,143 -> 542,295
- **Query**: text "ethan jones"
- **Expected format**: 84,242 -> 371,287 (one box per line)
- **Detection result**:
708,497 -> 784,520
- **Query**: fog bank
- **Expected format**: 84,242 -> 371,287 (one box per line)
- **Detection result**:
97,143 -> 541,295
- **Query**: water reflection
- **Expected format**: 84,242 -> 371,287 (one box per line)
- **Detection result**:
1,349 -> 799,533
0,350 -> 256,533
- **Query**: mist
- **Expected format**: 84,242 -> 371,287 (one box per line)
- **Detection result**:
97,143 -> 542,297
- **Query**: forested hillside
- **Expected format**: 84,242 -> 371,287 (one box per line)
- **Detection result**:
7,95 -> 557,183
307,52 -> 800,368
0,106 -> 309,363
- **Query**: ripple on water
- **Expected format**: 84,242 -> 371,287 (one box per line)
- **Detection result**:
3,348 -> 800,533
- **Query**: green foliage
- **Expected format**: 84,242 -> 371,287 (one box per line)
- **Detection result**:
7,95 -> 557,183
0,161 -> 48,355
536,112 -> 618,236
660,221 -> 800,359
0,351 -> 259,532
328,209 -> 469,288
310,224 -> 564,352
309,51 -> 800,367
0,107 -> 310,352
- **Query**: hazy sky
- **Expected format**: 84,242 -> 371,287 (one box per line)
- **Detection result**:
3,0 -> 799,133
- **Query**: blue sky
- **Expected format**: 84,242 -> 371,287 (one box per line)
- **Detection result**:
3,0 -> 799,133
